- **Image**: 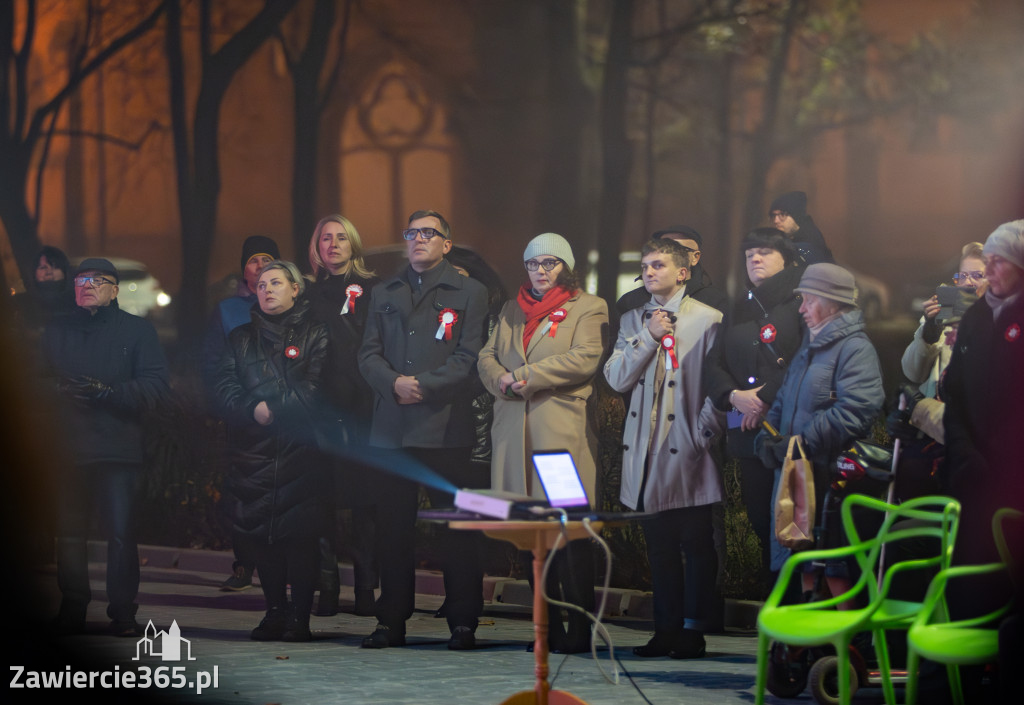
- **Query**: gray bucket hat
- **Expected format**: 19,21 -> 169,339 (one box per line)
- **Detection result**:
794,263 -> 857,306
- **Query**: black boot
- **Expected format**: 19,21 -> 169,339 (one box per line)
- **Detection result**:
282,605 -> 311,642
251,607 -> 287,641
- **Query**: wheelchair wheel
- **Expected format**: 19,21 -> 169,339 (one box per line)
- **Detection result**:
808,654 -> 858,705
766,641 -> 812,698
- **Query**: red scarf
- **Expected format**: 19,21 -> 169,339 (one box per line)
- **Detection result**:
518,284 -> 574,350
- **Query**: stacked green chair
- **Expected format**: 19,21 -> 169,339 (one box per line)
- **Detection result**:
754,494 -> 961,705
905,507 -> 1022,705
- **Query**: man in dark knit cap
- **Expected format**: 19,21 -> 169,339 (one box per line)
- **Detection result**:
202,235 -> 281,591
768,191 -> 834,265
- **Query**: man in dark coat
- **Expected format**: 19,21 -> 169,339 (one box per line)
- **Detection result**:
358,209 -> 489,650
768,191 -> 835,265
41,258 -> 169,636
616,225 -> 729,316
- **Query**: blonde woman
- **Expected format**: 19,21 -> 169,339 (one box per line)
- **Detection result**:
306,215 -> 381,617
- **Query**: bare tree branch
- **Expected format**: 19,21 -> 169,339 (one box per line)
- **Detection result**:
27,1 -> 167,149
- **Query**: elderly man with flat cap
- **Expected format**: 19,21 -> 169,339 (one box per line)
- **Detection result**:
41,257 -> 170,636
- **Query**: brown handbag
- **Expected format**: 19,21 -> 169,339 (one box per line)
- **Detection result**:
775,435 -> 816,550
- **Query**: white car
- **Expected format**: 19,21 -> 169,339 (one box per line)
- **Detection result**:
72,257 -> 171,318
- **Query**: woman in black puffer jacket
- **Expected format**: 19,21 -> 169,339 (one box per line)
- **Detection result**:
215,260 -> 329,642
704,228 -> 805,581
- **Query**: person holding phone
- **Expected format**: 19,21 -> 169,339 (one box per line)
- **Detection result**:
892,242 -> 985,447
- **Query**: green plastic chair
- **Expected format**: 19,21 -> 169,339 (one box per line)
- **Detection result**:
905,507 -> 1023,705
754,494 -> 961,705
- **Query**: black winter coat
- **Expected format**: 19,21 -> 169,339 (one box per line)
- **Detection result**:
306,271 -> 381,433
791,214 -> 834,265
704,264 -> 806,456
41,302 -> 169,466
214,298 -> 329,541
942,292 -> 1024,558
358,261 -> 489,449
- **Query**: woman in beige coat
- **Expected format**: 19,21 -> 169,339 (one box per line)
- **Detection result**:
478,232 -> 608,653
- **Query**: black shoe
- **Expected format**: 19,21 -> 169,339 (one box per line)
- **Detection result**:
220,563 -> 253,592
447,626 -> 476,651
313,590 -> 339,617
282,622 -> 312,642
361,624 -> 405,649
353,589 -> 376,617
668,629 -> 706,659
633,632 -> 676,658
110,617 -> 142,638
250,608 -> 287,641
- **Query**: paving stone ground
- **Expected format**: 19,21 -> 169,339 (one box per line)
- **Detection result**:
13,544 -> 892,705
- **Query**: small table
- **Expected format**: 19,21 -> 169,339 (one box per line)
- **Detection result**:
451,519 -> 603,705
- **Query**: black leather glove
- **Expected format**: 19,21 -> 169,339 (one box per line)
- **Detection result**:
60,375 -> 113,403
921,317 -> 942,344
757,433 -> 790,467
885,408 -> 918,441
895,384 -> 924,415
886,385 -> 924,441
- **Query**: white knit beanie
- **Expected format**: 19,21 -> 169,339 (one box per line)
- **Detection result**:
523,232 -> 575,270
983,219 -> 1024,271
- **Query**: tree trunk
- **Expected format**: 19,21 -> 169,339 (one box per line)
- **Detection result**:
596,0 -> 634,305
166,0 -> 301,345
534,1 -> 590,255
742,0 -> 803,238
290,0 -> 337,260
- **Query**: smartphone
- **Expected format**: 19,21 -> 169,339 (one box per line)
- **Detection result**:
935,284 -> 976,325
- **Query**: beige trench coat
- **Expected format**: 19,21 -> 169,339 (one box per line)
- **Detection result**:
477,291 -> 608,501
604,291 -> 725,513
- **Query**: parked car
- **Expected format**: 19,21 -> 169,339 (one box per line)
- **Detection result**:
71,256 -> 171,319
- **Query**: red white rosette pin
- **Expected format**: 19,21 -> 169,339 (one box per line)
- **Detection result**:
436,308 -> 458,341
340,284 -> 363,315
547,308 -> 568,337
760,324 -> 777,344
1007,323 -> 1021,343
662,335 -> 679,370
285,345 -> 300,360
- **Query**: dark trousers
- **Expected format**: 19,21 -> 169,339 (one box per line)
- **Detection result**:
370,446 -> 485,633
255,536 -> 320,622
642,504 -> 717,634
320,454 -> 380,594
525,539 -> 596,648
738,456 -> 775,577
56,463 -> 140,622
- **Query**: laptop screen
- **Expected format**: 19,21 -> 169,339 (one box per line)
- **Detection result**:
532,450 -> 590,509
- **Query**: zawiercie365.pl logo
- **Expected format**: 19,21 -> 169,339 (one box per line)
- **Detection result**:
11,620 -> 219,695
